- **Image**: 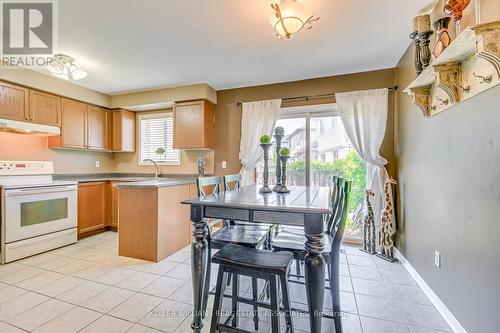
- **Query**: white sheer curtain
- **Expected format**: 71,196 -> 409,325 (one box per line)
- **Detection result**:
335,88 -> 394,232
239,99 -> 282,186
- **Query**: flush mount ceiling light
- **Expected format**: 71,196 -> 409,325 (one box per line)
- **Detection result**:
270,0 -> 319,39
46,54 -> 87,80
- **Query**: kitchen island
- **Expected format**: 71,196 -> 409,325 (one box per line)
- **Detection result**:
113,178 -> 197,262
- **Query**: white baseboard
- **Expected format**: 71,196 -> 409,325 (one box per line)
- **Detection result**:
393,248 -> 467,333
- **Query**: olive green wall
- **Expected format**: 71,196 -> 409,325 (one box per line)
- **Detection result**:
395,44 -> 500,332
213,69 -> 396,176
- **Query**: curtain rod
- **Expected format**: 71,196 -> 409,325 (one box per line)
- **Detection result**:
236,86 -> 398,106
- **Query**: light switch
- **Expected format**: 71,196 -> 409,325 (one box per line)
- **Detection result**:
95,161 -> 100,168
222,161 -> 227,169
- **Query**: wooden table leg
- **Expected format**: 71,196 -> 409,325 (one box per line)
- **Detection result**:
304,213 -> 325,333
191,205 -> 210,332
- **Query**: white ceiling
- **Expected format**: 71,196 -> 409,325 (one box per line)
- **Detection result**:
56,0 -> 435,94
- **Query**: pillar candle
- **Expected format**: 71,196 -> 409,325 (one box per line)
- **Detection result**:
417,14 -> 431,33
412,16 -> 419,32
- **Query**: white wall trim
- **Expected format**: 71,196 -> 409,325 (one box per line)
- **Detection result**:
394,248 -> 468,333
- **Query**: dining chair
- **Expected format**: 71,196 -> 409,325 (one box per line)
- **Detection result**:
196,176 -> 270,250
223,174 -> 280,246
271,177 -> 351,333
275,176 -> 342,278
222,173 -> 241,191
196,176 -> 271,330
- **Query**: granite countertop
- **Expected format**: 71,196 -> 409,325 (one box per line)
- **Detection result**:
113,178 -> 195,188
53,173 -> 197,188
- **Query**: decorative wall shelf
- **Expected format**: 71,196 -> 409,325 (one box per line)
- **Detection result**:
404,21 -> 499,118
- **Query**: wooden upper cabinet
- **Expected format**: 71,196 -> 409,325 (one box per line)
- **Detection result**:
173,100 -> 215,149
49,100 -> 113,151
112,109 -> 135,152
0,81 -> 61,126
29,90 -> 61,126
0,81 -> 135,153
0,81 -> 29,122
87,105 -> 109,150
58,98 -> 87,149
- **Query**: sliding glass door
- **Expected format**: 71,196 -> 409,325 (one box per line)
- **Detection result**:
256,105 -> 366,241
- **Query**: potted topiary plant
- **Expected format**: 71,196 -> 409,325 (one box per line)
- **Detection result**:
259,134 -> 273,193
279,147 -> 290,157
260,134 -> 271,144
155,147 -> 166,156
277,147 -> 291,193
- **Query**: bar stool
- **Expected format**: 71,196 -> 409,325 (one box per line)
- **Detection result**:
210,244 -> 294,333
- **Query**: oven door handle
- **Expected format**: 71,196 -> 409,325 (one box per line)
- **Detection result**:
4,185 -> 77,196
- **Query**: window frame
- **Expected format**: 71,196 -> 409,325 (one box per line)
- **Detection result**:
276,103 -> 338,186
271,103 -> 364,243
137,112 -> 181,166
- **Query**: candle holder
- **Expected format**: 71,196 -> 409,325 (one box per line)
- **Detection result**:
410,31 -> 422,75
276,155 -> 290,193
273,127 -> 285,191
259,142 -> 273,193
418,30 -> 434,70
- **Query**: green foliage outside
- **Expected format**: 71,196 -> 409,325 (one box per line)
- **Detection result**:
287,150 -> 367,235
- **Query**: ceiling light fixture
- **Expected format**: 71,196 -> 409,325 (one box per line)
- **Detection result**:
270,0 -> 319,39
47,54 -> 87,81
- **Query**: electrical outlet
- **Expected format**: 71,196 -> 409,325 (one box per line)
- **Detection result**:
95,161 -> 100,168
222,161 -> 227,169
434,250 -> 441,268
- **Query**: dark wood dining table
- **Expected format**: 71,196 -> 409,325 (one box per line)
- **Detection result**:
182,184 -> 333,333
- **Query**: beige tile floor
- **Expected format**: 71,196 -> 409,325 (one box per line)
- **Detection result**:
0,231 -> 451,333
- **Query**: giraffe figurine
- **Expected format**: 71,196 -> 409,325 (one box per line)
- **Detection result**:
377,178 -> 398,262
360,189 -> 376,254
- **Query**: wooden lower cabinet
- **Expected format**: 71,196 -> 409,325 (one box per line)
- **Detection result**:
77,182 -> 106,236
78,181 -> 195,246
118,184 -> 194,262
110,181 -> 120,228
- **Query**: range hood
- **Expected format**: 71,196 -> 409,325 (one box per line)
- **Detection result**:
0,118 -> 60,136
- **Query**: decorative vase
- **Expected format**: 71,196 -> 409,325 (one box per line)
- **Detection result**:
433,17 -> 452,58
276,155 -> 290,193
259,143 -> 273,193
443,0 -> 471,34
273,127 -> 285,191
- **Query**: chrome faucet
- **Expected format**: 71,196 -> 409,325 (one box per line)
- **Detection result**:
143,159 -> 159,178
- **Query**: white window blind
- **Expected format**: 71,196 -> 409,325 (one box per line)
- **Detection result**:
139,113 -> 180,165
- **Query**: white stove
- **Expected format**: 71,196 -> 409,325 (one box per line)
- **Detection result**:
0,161 -> 78,263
